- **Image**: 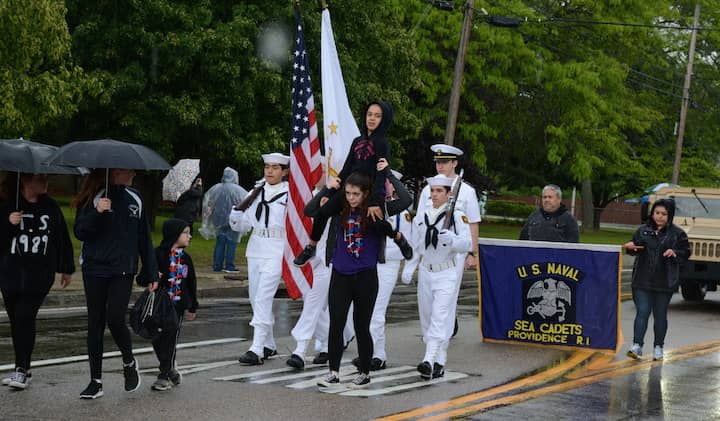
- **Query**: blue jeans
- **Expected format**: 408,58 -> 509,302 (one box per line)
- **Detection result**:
632,288 -> 673,347
213,231 -> 238,271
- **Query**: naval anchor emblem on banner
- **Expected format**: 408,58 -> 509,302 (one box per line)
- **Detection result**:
480,239 -> 620,353
523,267 -> 579,324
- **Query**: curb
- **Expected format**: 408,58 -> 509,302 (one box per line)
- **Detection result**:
0,277 -> 291,311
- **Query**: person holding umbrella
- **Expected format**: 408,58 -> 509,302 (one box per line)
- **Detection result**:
0,172 -> 76,390
173,177 -> 203,234
73,168 -> 158,399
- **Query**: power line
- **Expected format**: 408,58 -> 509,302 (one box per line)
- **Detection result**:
628,68 -> 683,89
464,7 -> 720,32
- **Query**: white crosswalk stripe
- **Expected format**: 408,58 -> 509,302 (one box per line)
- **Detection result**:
213,361 -> 469,397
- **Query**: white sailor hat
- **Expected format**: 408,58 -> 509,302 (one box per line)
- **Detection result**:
261,153 -> 290,165
430,144 -> 464,161
390,169 -> 403,180
427,174 -> 454,187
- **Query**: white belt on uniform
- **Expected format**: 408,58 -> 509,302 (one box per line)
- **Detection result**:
252,228 -> 285,239
422,260 -> 456,273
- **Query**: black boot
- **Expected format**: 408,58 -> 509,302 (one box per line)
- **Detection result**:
393,233 -> 413,260
293,244 -> 316,267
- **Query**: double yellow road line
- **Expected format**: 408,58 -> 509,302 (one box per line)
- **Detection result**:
378,339 -> 720,420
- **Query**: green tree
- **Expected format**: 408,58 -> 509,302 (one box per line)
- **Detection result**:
64,0 -> 420,185
0,0 -> 82,138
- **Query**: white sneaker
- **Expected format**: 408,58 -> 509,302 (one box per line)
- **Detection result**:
626,343 -> 643,360
653,346 -> 664,361
8,368 -> 31,390
3,368 -> 31,388
1,371 -> 17,386
316,371 -> 340,388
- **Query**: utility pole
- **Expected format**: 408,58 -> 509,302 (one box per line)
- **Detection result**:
672,2 -> 700,184
444,0 -> 474,145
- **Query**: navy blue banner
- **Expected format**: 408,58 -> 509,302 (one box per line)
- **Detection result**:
479,239 -> 620,351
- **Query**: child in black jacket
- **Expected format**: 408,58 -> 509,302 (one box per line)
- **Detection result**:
294,101 -> 402,267
147,218 -> 199,391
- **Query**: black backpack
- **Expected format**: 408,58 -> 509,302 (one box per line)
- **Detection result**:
130,289 -> 179,340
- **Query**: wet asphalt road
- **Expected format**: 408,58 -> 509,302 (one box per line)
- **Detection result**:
10,257 -> 720,420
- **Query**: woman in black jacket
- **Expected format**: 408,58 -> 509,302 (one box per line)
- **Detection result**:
623,198 -> 690,361
73,168 -> 158,399
0,173 -> 75,390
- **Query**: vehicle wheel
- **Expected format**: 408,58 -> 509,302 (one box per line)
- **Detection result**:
681,281 -> 707,301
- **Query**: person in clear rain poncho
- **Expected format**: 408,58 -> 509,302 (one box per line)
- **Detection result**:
199,167 -> 248,272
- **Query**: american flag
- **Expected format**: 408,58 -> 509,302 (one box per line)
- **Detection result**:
282,8 -> 323,300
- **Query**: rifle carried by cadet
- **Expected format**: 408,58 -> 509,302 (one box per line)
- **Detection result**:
442,169 -> 464,230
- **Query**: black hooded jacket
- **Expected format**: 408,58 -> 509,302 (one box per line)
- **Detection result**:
74,185 -> 157,284
519,203 -> 580,243
138,218 -> 198,312
173,183 -> 203,224
628,199 -> 691,292
336,101 -> 394,206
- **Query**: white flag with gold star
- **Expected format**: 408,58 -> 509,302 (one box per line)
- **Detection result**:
321,8 -> 359,178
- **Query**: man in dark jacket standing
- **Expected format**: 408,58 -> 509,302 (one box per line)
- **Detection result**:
519,184 -> 579,243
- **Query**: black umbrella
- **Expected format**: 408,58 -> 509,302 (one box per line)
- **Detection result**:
45,139 -> 171,193
45,139 -> 170,170
0,139 -> 88,175
0,139 -> 87,208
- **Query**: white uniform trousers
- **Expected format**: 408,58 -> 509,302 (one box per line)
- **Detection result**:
290,262 -> 331,358
370,259 -> 402,361
247,257 -> 282,355
418,264 -> 460,365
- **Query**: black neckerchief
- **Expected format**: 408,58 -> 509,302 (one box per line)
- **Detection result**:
425,213 -> 447,249
255,189 -> 287,228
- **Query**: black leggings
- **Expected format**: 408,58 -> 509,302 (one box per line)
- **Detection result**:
1,289 -> 47,370
152,306 -> 184,375
328,268 -> 379,374
83,274 -> 135,380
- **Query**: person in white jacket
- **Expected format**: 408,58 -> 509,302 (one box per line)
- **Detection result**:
402,174 -> 472,380
229,153 -> 289,365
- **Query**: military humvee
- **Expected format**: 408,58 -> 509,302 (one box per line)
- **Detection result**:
643,186 -> 720,301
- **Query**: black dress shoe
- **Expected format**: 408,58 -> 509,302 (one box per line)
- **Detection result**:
370,358 -> 386,371
263,347 -> 278,360
286,354 -> 305,370
312,352 -> 329,365
432,363 -> 445,379
238,351 -> 263,365
393,233 -> 413,260
351,356 -> 361,369
417,361 -> 432,380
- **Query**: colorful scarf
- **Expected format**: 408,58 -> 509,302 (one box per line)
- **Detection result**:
168,249 -> 187,303
344,210 -> 364,258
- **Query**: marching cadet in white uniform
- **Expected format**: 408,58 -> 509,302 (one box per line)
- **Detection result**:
286,159 -> 356,370
286,223 -> 332,369
229,153 -> 289,365
402,175 -> 472,379
416,144 -> 480,340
